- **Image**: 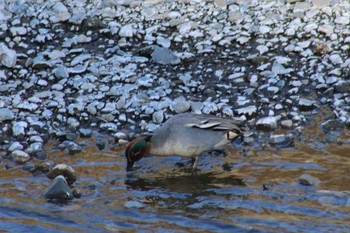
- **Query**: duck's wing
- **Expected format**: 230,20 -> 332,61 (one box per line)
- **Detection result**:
184,114 -> 242,133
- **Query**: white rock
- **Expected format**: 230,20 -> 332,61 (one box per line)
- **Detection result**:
0,43 -> 17,68
152,111 -> 164,123
119,24 -> 134,37
256,45 -> 268,55
50,2 -> 71,23
256,116 -> 277,130
329,54 -> 343,65
170,96 -> 190,113
12,121 -> 28,137
11,150 -> 30,163
0,108 -> 15,121
311,0 -> 330,8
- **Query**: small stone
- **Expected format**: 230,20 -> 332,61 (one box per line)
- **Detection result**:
44,175 -> 73,199
298,174 -> 320,186
79,128 -> 93,137
269,134 -> 293,148
321,119 -> 344,132
11,150 -> 30,163
54,66 -> 69,79
298,98 -> 317,111
119,24 -> 134,37
0,43 -> 17,68
124,200 -> 145,209
152,110 -> 164,123
256,116 -> 277,131
12,121 -> 28,137
0,108 -> 15,121
8,142 -> 23,152
170,96 -> 190,113
151,47 -> 180,65
281,119 -> 293,129
46,164 -> 77,185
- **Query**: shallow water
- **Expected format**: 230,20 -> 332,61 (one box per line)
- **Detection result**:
1,123 -> 350,233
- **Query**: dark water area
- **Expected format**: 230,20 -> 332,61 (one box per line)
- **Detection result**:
1,120 -> 350,233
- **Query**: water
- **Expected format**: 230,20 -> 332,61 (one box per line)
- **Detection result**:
1,124 -> 350,232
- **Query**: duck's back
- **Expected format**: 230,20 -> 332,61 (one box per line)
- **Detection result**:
150,113 -> 241,157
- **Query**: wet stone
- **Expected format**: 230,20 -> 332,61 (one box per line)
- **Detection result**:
298,174 -> 320,186
44,175 -> 73,200
11,150 -> 30,163
79,128 -> 93,137
46,163 -> 77,185
269,134 -> 294,148
321,119 -> 344,132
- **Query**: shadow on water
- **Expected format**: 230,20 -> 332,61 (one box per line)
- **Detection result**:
124,172 -> 246,193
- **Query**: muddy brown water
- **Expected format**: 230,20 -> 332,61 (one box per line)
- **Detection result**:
1,122 -> 350,232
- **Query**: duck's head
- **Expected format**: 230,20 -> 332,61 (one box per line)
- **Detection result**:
125,135 -> 152,171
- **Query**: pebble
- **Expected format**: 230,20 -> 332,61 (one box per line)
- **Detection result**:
0,43 -> 17,68
256,116 -> 278,131
151,47 -> 180,65
298,98 -> 317,111
298,174 -> 320,186
170,96 -> 190,113
0,108 -> 15,121
11,150 -> 30,163
44,175 -> 73,200
46,164 -> 77,185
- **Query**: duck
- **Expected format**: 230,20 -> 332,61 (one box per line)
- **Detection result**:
125,113 -> 242,171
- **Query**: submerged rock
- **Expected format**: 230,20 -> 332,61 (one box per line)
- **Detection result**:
298,174 -> 320,186
44,175 -> 73,199
46,164 -> 77,185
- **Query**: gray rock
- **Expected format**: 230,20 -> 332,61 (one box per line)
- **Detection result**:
298,174 -> 320,186
321,119 -> 344,132
11,150 -> 30,163
298,98 -> 317,111
44,175 -> 73,199
46,164 -> 76,185
256,116 -> 277,131
8,142 -> 23,151
0,43 -> 17,68
152,110 -> 164,123
281,119 -> 293,129
152,47 -> 180,65
170,96 -> 190,113
269,134 -> 294,148
124,200 -> 144,209
235,105 -> 257,117
12,121 -> 28,137
54,66 -> 69,79
0,108 -> 15,121
79,128 -> 93,137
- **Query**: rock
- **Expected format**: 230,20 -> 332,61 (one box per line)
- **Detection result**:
321,119 -> 344,132
298,174 -> 320,186
269,134 -> 294,148
256,116 -> 277,131
119,24 -> 134,37
46,164 -> 77,185
11,150 -> 30,163
281,119 -> 293,129
44,175 -> 73,199
170,96 -> 190,113
12,121 -> 28,137
0,108 -> 15,121
152,110 -> 164,123
8,142 -> 23,152
298,98 -> 317,111
0,43 -> 17,68
235,105 -> 257,117
79,128 -> 93,137
151,47 -> 180,65
124,200 -> 145,209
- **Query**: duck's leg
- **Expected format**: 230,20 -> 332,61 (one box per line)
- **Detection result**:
192,155 -> 199,169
